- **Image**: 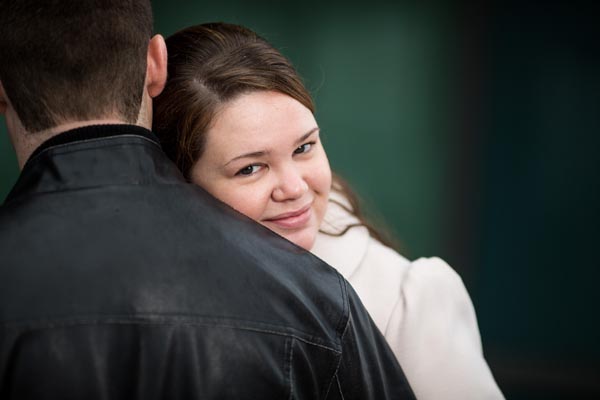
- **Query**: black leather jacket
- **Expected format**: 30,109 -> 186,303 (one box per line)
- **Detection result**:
0,125 -> 415,399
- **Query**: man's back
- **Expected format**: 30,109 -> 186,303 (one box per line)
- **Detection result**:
0,126 -> 414,399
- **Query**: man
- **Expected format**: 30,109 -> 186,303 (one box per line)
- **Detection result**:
0,1 -> 415,399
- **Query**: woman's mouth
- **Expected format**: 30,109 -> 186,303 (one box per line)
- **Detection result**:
264,205 -> 312,230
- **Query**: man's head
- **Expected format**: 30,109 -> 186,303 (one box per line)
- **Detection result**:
0,0 -> 165,138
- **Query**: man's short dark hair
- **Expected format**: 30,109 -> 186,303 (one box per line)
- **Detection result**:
0,0 -> 153,132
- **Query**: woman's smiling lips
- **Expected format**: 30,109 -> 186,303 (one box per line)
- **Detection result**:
264,204 -> 312,230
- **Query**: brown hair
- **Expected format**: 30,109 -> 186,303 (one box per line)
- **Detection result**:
153,22 -> 396,248
153,23 -> 313,177
0,0 -> 153,132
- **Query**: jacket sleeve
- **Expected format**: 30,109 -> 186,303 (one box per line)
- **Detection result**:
385,256 -> 505,400
327,279 -> 416,400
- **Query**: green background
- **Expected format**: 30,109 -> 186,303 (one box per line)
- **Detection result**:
1,1 -> 598,397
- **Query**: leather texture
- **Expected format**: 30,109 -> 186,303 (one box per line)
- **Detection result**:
0,125 -> 415,399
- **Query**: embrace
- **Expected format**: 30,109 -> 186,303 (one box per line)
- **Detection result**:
0,1 -> 503,399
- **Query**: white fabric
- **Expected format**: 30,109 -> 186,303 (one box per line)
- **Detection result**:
312,198 -> 504,399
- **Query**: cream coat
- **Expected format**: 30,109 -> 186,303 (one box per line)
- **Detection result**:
312,197 -> 504,399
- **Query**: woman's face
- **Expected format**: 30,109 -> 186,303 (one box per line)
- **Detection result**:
190,91 -> 332,250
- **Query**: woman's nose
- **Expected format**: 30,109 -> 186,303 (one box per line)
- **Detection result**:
272,167 -> 308,202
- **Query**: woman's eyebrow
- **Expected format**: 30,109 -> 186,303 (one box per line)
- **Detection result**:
225,150 -> 269,166
295,127 -> 320,145
224,127 -> 320,167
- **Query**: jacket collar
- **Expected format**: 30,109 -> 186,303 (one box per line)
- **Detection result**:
311,191 -> 370,280
26,124 -> 160,164
4,124 -> 183,205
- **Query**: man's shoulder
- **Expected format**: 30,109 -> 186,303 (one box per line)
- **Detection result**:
0,181 -> 350,350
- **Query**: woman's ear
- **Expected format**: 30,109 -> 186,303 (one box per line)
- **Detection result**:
145,34 -> 168,98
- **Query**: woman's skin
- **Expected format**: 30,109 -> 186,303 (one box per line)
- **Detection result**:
190,90 -> 332,250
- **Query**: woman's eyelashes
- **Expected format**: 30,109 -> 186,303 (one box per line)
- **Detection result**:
235,164 -> 264,176
294,141 -> 316,155
234,141 -> 317,177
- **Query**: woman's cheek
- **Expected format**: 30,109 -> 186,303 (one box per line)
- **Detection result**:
224,184 -> 269,221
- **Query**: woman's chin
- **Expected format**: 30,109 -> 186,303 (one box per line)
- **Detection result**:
286,233 -> 315,251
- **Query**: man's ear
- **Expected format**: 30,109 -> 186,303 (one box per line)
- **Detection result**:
145,34 -> 168,98
0,81 -> 7,115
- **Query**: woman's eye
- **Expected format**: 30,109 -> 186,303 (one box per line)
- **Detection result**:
294,142 -> 315,155
236,164 -> 262,176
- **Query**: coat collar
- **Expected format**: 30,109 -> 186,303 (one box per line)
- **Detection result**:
4,124 -> 182,205
311,191 -> 370,279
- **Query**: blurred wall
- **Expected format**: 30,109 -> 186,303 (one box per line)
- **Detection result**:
0,0 -> 598,398
465,3 -> 600,398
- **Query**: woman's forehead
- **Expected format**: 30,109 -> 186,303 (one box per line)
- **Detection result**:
206,91 -> 317,149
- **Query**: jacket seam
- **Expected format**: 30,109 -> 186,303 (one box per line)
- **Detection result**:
334,272 -> 349,338
336,374 -> 345,399
323,311 -> 351,398
287,337 -> 295,400
0,316 -> 342,354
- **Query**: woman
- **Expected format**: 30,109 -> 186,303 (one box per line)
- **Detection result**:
153,22 -> 504,399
